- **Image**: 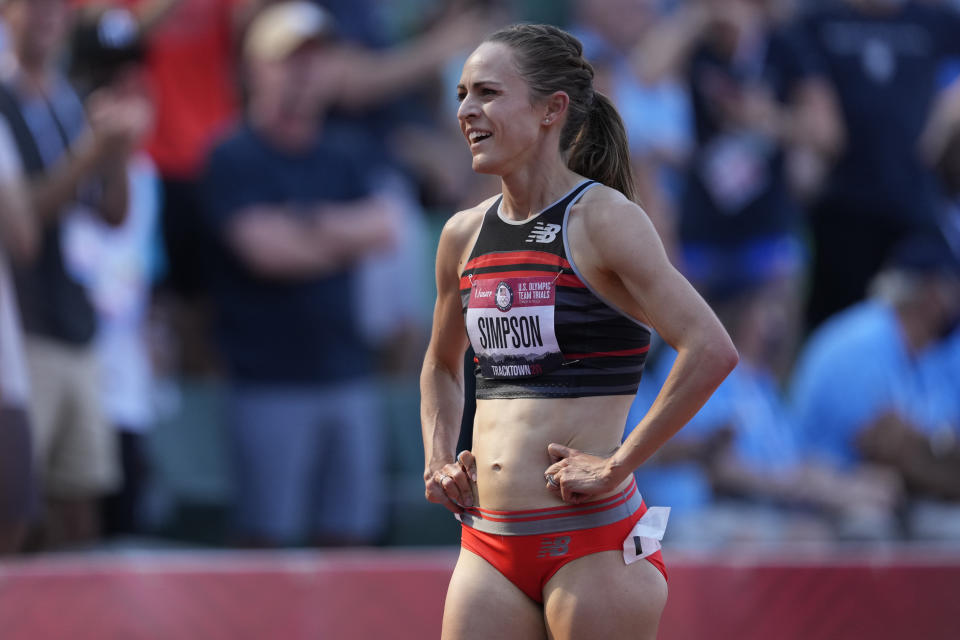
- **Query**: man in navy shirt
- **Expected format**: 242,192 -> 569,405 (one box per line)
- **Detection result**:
799,0 -> 960,329
202,2 -> 398,546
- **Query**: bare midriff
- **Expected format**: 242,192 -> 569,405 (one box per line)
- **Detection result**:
470,394 -> 637,511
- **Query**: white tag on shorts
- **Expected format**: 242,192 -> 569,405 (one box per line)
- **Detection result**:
622,506 -> 670,565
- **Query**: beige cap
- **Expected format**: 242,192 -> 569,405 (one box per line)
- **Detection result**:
244,1 -> 336,62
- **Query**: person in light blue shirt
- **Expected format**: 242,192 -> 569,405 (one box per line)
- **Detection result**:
628,275 -> 903,545
791,234 -> 960,516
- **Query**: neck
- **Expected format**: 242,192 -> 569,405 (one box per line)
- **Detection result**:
248,101 -> 320,154
498,152 -> 582,221
896,304 -> 937,355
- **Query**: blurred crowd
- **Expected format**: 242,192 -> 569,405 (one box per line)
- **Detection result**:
1,0 -> 959,555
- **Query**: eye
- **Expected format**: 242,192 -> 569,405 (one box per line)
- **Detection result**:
456,92 -> 466,103
481,88 -> 497,97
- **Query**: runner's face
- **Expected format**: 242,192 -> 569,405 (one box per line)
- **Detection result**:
457,42 -> 545,176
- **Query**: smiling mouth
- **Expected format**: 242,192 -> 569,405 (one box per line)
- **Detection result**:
468,131 -> 492,146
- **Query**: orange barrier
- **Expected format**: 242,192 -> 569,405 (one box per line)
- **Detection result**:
1,548 -> 958,639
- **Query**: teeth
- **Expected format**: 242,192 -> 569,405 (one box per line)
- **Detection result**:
469,131 -> 491,142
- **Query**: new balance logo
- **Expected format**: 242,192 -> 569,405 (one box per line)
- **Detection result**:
525,223 -> 561,244
537,535 -> 571,558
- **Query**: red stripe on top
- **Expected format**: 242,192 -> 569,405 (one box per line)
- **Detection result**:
460,272 -> 586,290
468,478 -> 637,517
555,274 -> 586,288
564,345 -> 650,359
464,251 -> 571,271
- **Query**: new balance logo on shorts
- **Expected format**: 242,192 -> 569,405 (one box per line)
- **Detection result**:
537,535 -> 571,558
525,222 -> 561,244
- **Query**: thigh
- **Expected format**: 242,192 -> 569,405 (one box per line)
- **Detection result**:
443,548 -> 546,640
543,550 -> 667,640
313,382 -> 384,540
227,387 -> 321,543
51,349 -> 119,498
23,338 -> 66,472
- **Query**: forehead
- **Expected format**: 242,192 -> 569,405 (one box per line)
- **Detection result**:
460,42 -> 520,83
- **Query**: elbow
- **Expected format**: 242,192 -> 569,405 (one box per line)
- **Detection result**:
722,342 -> 740,376
706,336 -> 739,382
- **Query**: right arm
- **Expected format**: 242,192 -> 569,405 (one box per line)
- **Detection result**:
420,208 -> 481,513
29,89 -> 148,227
632,3 -> 709,85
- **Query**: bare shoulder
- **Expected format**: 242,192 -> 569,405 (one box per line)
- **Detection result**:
569,185 -> 661,256
439,195 -> 496,256
437,195 -> 498,275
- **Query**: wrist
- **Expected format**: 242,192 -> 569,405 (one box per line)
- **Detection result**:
603,455 -> 630,487
424,456 -> 455,480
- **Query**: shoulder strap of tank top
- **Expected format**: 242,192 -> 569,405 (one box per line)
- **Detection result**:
565,179 -> 597,205
484,195 -> 504,219
486,180 -> 597,220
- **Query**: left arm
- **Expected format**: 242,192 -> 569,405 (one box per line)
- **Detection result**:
545,192 -> 738,503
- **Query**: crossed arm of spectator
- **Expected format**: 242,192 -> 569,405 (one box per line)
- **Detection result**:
857,412 -> 960,501
226,196 -> 400,279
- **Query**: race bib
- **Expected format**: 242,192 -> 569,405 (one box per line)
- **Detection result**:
466,275 -> 564,379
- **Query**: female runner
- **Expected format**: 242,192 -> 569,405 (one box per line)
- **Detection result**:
420,24 -> 738,640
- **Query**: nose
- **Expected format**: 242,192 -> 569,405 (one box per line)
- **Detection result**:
457,93 -> 479,123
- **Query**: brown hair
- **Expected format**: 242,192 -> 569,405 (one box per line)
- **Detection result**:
486,24 -> 637,202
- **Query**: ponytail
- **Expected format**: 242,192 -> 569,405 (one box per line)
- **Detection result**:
567,92 -> 637,203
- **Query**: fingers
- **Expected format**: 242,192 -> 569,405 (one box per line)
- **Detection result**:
445,467 -> 473,507
545,470 -> 561,496
424,478 -> 464,514
544,468 -> 585,504
547,442 -> 575,463
424,451 -> 480,514
433,461 -> 474,508
457,450 -> 477,482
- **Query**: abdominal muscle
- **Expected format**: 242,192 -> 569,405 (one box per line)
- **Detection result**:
470,394 -> 637,511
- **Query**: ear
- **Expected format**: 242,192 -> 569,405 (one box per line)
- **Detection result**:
541,91 -> 569,127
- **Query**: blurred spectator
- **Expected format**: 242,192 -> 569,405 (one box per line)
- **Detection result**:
922,75 -> 960,249
65,0 -> 252,376
798,0 -> 960,330
201,2 -> 400,547
638,0 -> 843,378
66,5 -> 161,537
0,0 -> 147,548
570,0 -> 695,256
329,0 -> 503,214
0,110 -> 36,554
791,233 -> 960,538
627,281 -> 901,546
68,0 -> 243,300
